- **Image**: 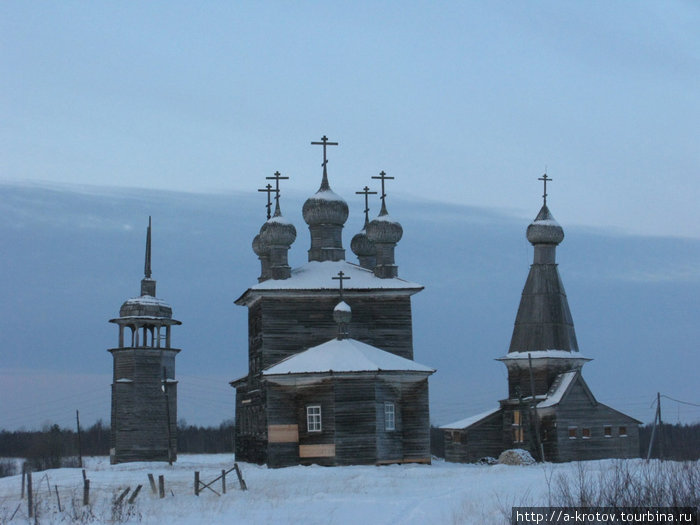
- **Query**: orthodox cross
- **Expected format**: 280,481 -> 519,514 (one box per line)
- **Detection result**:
538,172 -> 551,206
266,171 -> 289,208
257,183 -> 274,220
332,270 -> 351,300
355,186 -> 378,225
311,135 -> 339,168
371,171 -> 394,206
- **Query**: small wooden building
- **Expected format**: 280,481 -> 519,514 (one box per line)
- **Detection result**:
108,219 -> 180,464
232,138 -> 435,467
442,190 -> 640,463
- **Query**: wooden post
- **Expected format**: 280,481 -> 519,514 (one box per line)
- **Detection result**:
82,469 -> 87,482
646,399 -> 659,461
657,392 -> 664,460
27,471 -> 33,518
221,469 -> 226,494
115,487 -> 131,505
158,475 -> 165,499
55,485 -> 62,512
83,478 -> 90,506
234,463 -> 247,491
128,485 -> 142,504
527,353 -> 545,462
194,471 -> 200,496
76,410 -> 83,469
148,473 -> 157,494
21,467 -> 26,499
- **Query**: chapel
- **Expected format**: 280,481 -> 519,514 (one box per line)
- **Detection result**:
231,137 -> 434,467
441,177 -> 640,463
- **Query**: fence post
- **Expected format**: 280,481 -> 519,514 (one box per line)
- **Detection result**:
83,478 -> 90,506
194,471 -> 200,496
158,475 -> 165,499
21,467 -> 26,499
234,463 -> 247,491
55,485 -> 62,512
148,473 -> 157,494
27,471 -> 33,518
221,469 -> 226,494
128,485 -> 142,504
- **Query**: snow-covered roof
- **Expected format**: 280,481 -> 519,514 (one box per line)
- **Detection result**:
309,188 -> 346,202
538,370 -> 578,408
245,260 -> 422,292
262,337 -> 434,375
440,407 -> 501,430
497,350 -> 591,361
123,295 -> 171,306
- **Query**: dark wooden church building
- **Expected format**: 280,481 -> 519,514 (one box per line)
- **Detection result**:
441,179 -> 640,463
231,137 -> 435,467
108,219 -> 181,464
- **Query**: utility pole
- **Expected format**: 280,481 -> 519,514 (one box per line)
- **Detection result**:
76,410 -> 83,468
657,392 -> 664,460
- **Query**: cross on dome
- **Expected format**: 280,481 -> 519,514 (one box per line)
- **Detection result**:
311,135 -> 339,168
258,183 -> 274,220
538,172 -> 552,206
332,270 -> 351,299
371,171 -> 395,212
356,185 -> 378,225
266,171 -> 289,208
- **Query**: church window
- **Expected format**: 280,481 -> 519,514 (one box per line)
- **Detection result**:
604,426 -> 612,437
568,426 -> 578,439
619,426 -> 627,437
307,405 -> 322,432
582,427 -> 591,439
384,402 -> 395,431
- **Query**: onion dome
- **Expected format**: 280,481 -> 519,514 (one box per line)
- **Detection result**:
260,203 -> 297,248
366,206 -> 403,245
302,166 -> 349,227
526,205 -> 564,246
252,233 -> 268,257
351,228 -> 376,258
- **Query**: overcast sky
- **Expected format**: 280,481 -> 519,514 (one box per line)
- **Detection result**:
1,1 -> 698,238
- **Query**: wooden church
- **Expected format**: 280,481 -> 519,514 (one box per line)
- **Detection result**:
441,177 -> 640,463
108,218 -> 180,464
231,137 -> 435,467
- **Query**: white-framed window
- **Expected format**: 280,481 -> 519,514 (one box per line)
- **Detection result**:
568,426 -> 578,439
604,426 -> 612,438
582,427 -> 591,439
619,426 -> 627,437
306,405 -> 322,432
384,402 -> 395,431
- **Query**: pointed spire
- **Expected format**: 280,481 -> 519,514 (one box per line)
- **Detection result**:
140,216 -> 156,297
144,216 -> 152,279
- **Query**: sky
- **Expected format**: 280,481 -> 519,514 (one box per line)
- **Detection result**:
1,1 -> 699,238
0,3 -> 699,431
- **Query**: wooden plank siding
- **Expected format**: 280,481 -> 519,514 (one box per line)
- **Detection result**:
443,410 -> 504,463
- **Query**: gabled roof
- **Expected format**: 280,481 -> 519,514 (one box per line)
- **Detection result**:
262,337 -> 434,376
537,370 -> 581,408
236,260 -> 422,304
440,407 -> 501,430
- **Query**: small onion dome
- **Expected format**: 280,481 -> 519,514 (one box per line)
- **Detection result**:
333,300 -> 352,325
252,233 -> 269,257
526,205 -> 564,245
302,171 -> 349,226
350,228 -> 376,258
120,295 -> 173,318
366,212 -> 403,245
260,214 -> 297,247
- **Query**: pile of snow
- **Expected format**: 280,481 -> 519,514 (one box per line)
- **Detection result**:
498,449 -> 536,466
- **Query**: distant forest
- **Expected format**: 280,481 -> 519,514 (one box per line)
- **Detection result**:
0,421 -> 697,473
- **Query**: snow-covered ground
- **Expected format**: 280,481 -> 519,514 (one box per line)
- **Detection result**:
0,455 -> 656,524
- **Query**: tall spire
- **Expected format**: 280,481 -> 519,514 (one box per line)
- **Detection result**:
144,216 -> 152,279
508,176 -> 578,353
141,217 -> 156,296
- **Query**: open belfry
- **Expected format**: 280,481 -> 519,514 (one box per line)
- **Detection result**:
441,176 -> 640,463
108,218 -> 180,464
231,137 -> 435,467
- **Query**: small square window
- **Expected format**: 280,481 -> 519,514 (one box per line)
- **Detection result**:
384,402 -> 395,431
619,426 -> 627,437
582,428 -> 591,439
451,430 -> 462,444
307,405 -> 322,432
568,427 -> 578,439
604,426 -> 612,437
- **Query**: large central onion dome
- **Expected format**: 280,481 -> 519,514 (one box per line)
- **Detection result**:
526,205 -> 564,245
302,177 -> 349,227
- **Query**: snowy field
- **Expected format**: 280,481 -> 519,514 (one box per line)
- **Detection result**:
0,455 -> 665,524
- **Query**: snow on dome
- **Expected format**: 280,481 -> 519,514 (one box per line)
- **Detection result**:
119,294 -> 173,318
260,215 -> 297,247
333,300 -> 352,325
366,213 -> 403,244
246,260 -> 422,292
262,337 -> 434,375
351,229 -> 376,257
526,204 -> 564,245
334,300 -> 351,313
497,350 -> 591,361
